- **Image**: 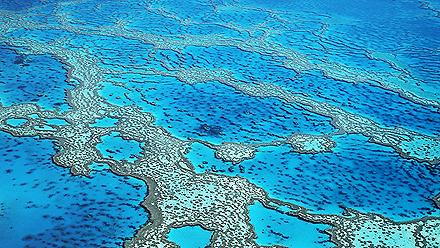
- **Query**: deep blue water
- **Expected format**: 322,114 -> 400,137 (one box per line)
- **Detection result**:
0,132 -> 148,248
171,46 -> 440,136
0,0 -> 46,11
1,0 -> 439,247
100,79 -> 334,143
0,45 -> 72,111
187,135 -> 440,221
277,69 -> 440,135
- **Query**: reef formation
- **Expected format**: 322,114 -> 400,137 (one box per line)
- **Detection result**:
0,0 -> 439,247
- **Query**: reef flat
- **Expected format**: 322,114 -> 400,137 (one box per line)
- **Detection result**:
0,0 -> 439,247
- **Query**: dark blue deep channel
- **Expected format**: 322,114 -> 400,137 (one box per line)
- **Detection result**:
0,132 -> 148,248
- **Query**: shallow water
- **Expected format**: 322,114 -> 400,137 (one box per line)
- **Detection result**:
249,202 -> 333,247
0,0 -> 439,247
168,226 -> 212,248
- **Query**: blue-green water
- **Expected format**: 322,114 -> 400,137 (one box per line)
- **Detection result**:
97,132 -> 144,163
0,0 -> 439,247
168,226 -> 212,248
249,202 -> 333,247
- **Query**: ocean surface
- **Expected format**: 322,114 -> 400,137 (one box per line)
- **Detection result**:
0,132 -> 147,247
0,0 -> 439,247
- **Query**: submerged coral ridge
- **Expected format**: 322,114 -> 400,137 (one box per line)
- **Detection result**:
0,0 -> 439,247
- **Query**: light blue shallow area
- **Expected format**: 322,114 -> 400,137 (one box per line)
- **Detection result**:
90,117 -> 119,128
97,132 -> 144,163
249,202 -> 333,247
5,118 -> 27,127
168,225 -> 212,248
45,118 -> 69,126
0,132 -> 148,248
187,143 -> 232,173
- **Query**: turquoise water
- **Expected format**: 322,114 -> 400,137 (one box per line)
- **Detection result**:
91,117 -> 119,128
168,226 -> 212,248
44,118 -> 69,126
249,202 -> 333,247
1,0 -> 439,247
187,143 -> 233,173
97,132 -> 144,163
5,118 -> 27,127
